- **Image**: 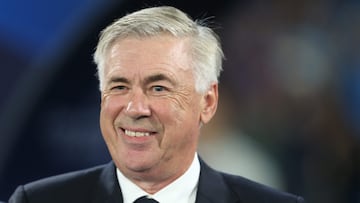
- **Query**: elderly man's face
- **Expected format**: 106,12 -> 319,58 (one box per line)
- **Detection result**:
99,35 -> 218,185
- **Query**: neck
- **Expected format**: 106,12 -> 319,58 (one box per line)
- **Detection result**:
127,153 -> 196,194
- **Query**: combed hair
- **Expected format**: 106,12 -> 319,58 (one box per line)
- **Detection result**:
93,6 -> 224,93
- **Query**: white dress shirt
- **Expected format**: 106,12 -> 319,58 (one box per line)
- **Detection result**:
116,153 -> 200,203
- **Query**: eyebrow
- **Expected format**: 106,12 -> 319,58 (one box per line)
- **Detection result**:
107,74 -> 175,86
108,76 -> 130,85
144,74 -> 175,85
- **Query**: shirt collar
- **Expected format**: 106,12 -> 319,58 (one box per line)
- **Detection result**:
117,153 -> 200,203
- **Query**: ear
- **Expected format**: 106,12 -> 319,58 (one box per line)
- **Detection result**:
200,83 -> 219,124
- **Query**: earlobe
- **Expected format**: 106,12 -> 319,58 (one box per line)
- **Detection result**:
200,83 -> 219,124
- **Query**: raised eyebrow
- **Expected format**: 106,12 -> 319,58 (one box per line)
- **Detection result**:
144,74 -> 175,85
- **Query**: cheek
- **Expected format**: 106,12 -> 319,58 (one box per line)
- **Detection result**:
158,93 -> 201,129
163,96 -> 190,124
100,95 -> 125,133
101,95 -> 124,118
157,96 -> 201,151
172,94 -> 201,118
100,96 -> 125,155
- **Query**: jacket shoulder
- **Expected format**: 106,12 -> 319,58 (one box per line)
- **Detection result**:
221,172 -> 305,203
9,163 -> 113,203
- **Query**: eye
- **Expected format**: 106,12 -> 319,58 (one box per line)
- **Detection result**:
152,86 -> 166,92
109,85 -> 129,94
111,85 -> 126,90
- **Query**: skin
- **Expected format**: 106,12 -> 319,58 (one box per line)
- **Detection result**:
99,34 -> 218,194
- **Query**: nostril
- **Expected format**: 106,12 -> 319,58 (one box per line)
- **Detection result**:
136,115 -> 150,120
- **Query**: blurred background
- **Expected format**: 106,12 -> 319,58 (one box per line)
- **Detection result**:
1,0 -> 359,202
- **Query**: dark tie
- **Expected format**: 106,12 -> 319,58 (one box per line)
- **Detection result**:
134,196 -> 159,203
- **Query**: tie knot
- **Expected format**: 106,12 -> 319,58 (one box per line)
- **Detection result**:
134,195 -> 159,203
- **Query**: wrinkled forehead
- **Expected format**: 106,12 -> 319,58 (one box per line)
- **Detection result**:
105,35 -> 193,71
101,35 -> 196,86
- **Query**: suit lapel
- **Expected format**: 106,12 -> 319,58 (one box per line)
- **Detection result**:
196,159 -> 241,203
92,162 -> 123,203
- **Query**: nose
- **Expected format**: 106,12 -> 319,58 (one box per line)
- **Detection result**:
125,89 -> 151,119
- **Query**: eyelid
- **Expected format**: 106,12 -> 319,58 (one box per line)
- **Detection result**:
110,85 -> 125,89
109,84 -> 129,92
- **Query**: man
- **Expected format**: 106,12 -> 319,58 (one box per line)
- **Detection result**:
9,6 -> 305,203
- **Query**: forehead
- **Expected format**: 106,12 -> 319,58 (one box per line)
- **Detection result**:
105,35 -> 192,73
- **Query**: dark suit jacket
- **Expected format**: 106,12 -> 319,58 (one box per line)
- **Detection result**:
9,160 -> 305,203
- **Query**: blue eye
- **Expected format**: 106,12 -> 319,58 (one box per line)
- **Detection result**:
153,86 -> 165,92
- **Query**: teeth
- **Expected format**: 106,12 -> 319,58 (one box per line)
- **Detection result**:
125,129 -> 150,137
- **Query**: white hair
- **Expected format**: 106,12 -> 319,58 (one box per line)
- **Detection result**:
93,6 -> 224,93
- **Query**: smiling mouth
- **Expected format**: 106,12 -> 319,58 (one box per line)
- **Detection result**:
123,129 -> 155,137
